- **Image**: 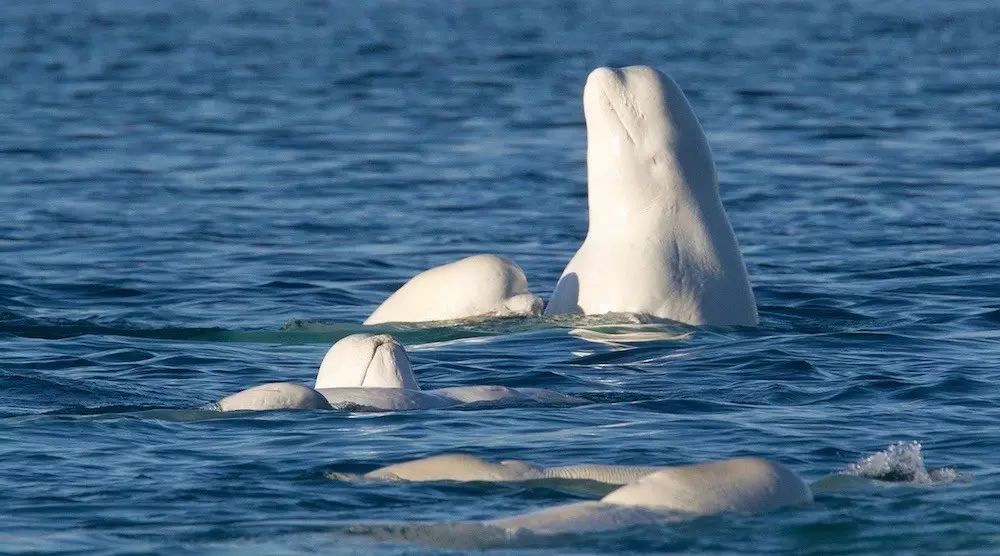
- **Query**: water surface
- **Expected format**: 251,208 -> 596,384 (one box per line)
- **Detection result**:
2,0 -> 999,553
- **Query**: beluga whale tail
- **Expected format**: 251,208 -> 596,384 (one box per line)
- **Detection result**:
545,66 -> 758,326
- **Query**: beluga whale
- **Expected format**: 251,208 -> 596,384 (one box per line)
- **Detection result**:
337,456 -> 812,544
216,334 -> 583,412
365,254 -> 543,325
545,66 -> 758,326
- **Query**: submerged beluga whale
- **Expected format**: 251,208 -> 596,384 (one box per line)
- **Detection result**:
217,334 -> 583,412
364,254 -> 543,325
545,66 -> 758,326
341,455 -> 812,541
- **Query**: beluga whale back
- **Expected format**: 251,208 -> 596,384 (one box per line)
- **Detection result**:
545,66 -> 758,326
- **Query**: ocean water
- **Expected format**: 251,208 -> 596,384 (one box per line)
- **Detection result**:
2,0 -> 999,553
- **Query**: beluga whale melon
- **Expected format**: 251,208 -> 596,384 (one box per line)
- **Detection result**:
545,66 -> 758,326
365,254 -> 543,325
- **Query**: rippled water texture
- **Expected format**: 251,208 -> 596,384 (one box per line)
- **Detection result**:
2,0 -> 999,553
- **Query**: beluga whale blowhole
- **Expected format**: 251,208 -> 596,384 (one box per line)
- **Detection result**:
545,66 -> 759,326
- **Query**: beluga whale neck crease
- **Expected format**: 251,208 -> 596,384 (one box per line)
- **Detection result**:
544,66 -> 758,326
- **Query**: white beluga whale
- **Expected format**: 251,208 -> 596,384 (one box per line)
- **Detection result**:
360,455 -> 808,506
365,254 -> 543,325
217,334 -> 584,412
545,66 -> 758,326
339,456 -> 811,544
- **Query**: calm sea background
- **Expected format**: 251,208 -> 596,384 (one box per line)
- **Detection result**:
2,0 -> 999,553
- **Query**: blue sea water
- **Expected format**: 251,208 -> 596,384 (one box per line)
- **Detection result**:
2,0 -> 999,553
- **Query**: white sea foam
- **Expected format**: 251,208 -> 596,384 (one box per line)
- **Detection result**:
842,441 -> 969,485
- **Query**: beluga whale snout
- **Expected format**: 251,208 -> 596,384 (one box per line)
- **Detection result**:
546,65 -> 759,326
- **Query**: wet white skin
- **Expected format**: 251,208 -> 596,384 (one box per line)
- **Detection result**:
217,383 -> 331,412
545,66 -> 758,326
365,254 -> 543,325
315,333 -> 419,390
489,457 -> 810,534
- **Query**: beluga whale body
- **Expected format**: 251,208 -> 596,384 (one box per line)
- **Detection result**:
365,254 -> 543,325
338,456 -> 812,543
545,66 -> 758,326
217,334 -> 583,412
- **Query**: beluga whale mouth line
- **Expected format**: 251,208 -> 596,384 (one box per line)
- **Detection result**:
593,70 -> 639,147
357,334 -> 393,387
357,341 -> 378,387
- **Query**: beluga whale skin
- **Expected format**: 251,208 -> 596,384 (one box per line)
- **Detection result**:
486,457 -> 811,535
338,456 -> 812,542
545,66 -> 758,326
365,254 -> 543,325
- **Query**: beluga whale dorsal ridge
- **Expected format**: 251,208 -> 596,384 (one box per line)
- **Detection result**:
545,66 -> 758,326
365,254 -> 543,325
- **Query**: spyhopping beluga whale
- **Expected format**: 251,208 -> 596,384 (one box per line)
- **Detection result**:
217,334 -> 584,412
545,66 -> 758,326
365,254 -> 543,325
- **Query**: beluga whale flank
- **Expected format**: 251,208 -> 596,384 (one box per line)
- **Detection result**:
545,66 -> 758,326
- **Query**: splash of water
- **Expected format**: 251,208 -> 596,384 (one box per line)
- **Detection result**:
842,441 -> 968,485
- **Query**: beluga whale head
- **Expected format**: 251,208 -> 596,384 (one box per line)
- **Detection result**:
544,65 -> 758,326
315,334 -> 419,390
582,65 -> 721,232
